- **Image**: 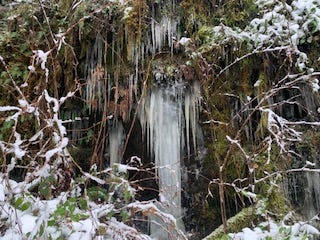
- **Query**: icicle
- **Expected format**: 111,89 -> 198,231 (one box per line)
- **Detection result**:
139,78 -> 202,237
185,94 -> 191,157
146,85 -> 184,237
109,121 -> 125,166
84,36 -> 105,113
184,82 -> 201,156
305,171 -> 320,218
191,82 -> 201,152
150,11 -> 179,54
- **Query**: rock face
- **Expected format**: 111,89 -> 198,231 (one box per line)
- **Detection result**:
74,0 -> 320,237
2,0 -> 320,239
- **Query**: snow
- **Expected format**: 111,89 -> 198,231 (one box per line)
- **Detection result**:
306,160 -> 316,167
33,50 -> 49,71
69,219 -> 94,240
0,182 -> 4,201
44,90 -> 60,113
254,79 -> 262,87
226,135 -> 239,144
20,82 -> 28,88
203,0 -> 320,73
106,217 -> 151,240
29,130 -> 43,143
178,37 -> 191,46
83,172 -> 106,185
229,220 -> 320,240
33,50 -> 50,81
20,214 -> 37,233
13,132 -> 26,159
44,137 -> 68,162
123,6 -> 133,20
28,65 -> 35,72
0,106 -> 20,112
311,78 -> 320,92
114,163 -> 139,173
260,108 -> 302,153
18,99 -> 35,113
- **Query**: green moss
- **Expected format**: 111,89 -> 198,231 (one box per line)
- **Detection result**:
213,0 -> 258,29
204,206 -> 257,239
180,0 -> 214,34
297,129 -> 320,157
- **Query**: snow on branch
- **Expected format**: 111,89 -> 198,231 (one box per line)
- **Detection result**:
261,108 -> 302,154
32,50 -> 51,82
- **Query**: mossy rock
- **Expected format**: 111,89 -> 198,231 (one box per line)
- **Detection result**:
203,206 -> 257,240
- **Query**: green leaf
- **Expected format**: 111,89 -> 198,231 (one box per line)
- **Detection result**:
20,202 -> 31,211
14,197 -> 24,207
87,186 -> 108,201
47,220 -> 56,227
70,213 -> 88,222
78,198 -> 88,210
120,210 -> 130,222
219,235 -> 231,240
55,206 -> 66,216
39,223 -> 44,236
39,181 -> 52,200
69,203 -> 76,213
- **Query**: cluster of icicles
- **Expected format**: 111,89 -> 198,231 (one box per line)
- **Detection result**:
106,79 -> 201,238
84,1 -> 180,114
82,0 -> 202,238
139,80 -> 201,235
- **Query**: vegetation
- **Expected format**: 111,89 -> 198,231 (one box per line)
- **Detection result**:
1,0 -> 320,239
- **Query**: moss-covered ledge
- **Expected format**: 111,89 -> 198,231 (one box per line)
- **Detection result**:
203,206 -> 258,240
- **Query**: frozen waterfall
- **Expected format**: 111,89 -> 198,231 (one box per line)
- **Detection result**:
139,80 -> 201,238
